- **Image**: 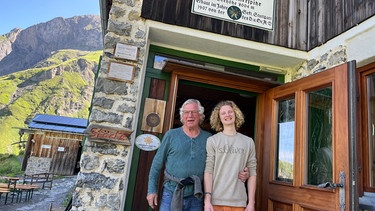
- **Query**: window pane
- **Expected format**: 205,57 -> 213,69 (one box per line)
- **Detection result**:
367,74 -> 375,187
153,55 -> 166,69
307,87 -> 332,185
276,98 -> 295,182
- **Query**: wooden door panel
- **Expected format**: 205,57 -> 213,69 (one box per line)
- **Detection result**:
261,62 -> 353,211
268,184 -> 336,210
130,78 -> 166,211
270,199 -> 293,211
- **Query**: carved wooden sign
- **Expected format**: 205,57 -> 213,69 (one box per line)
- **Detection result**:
85,124 -> 133,145
141,98 -> 166,133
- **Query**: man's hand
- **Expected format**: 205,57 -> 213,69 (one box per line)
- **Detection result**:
238,167 -> 249,183
146,193 -> 158,209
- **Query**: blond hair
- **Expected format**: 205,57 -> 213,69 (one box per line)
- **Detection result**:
210,100 -> 244,132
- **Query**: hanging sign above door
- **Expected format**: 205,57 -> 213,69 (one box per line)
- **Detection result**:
191,0 -> 275,31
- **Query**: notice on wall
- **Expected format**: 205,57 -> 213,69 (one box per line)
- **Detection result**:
57,147 -> 65,152
107,61 -> 135,82
114,43 -> 138,61
41,144 -> 51,149
191,0 -> 275,31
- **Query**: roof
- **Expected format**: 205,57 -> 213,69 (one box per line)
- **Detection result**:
28,114 -> 88,134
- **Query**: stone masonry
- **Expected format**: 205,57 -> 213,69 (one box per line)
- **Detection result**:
71,0 -> 147,210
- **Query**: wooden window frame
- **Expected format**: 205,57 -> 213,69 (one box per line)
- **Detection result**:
357,62 -> 375,194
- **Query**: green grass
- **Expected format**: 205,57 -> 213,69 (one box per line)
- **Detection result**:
0,154 -> 24,177
62,191 -> 73,207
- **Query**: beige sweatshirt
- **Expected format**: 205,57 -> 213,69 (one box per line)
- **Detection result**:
205,132 -> 257,207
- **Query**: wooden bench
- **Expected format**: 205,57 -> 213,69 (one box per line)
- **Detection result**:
0,183 -> 39,204
0,177 -> 19,203
0,187 -> 11,204
23,173 -> 54,189
15,184 -> 39,202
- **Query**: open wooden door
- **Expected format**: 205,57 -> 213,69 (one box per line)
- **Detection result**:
259,62 -> 355,211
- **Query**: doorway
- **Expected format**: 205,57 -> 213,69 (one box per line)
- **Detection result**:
174,80 -> 257,138
126,57 -> 280,211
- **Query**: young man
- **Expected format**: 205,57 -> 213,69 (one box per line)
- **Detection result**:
204,100 -> 257,211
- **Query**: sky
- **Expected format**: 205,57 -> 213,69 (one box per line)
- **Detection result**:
0,0 -> 100,35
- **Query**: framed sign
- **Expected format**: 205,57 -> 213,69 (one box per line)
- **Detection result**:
114,43 -> 138,61
107,61 -> 135,82
191,0 -> 275,31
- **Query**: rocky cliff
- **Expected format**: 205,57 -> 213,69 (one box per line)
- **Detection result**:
0,15 -> 103,76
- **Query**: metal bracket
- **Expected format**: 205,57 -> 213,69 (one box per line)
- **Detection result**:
317,171 -> 345,211
339,171 -> 345,211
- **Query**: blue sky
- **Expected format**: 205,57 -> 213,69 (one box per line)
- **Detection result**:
0,0 -> 100,35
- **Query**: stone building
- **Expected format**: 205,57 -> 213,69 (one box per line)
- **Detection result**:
71,0 -> 375,210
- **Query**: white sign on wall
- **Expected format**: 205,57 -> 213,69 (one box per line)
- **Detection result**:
41,144 -> 51,149
191,0 -> 275,31
58,147 -> 65,152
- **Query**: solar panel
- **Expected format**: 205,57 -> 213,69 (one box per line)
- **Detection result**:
28,114 -> 88,134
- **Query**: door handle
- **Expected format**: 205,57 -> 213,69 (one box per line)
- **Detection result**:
317,182 -> 343,189
317,171 -> 345,189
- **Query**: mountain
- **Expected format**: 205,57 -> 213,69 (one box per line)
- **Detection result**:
0,15 -> 103,76
0,49 -> 101,154
0,15 -> 103,154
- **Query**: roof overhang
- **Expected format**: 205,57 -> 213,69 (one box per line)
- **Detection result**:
100,0 -> 375,71
146,20 -> 307,72
14,127 -> 85,136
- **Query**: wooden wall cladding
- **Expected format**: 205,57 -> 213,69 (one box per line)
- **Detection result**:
141,0 -> 375,51
30,132 -> 83,175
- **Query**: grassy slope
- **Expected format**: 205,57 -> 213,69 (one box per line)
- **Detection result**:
0,50 -> 101,155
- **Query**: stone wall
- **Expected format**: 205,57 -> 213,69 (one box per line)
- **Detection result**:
292,45 -> 347,81
71,0 -> 147,210
25,156 -> 52,175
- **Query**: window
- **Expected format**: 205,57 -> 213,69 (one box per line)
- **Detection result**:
306,87 -> 333,185
359,64 -> 375,193
366,73 -> 375,187
276,98 -> 295,182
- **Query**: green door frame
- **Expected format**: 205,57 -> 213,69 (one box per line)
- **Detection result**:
124,45 -> 284,210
